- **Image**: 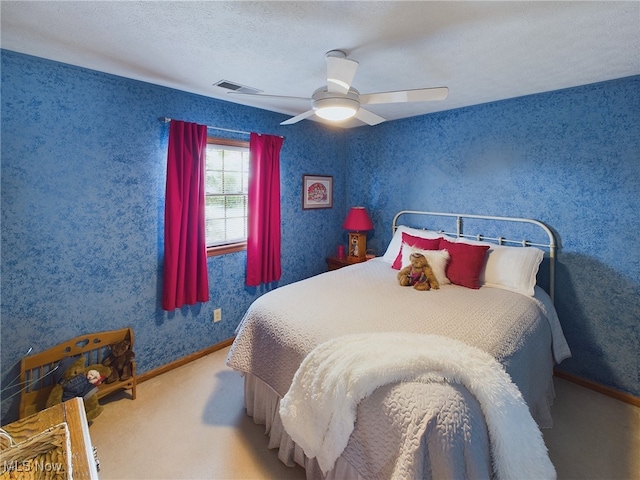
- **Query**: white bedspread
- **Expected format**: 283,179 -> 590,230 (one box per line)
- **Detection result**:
280,332 -> 555,480
227,258 -> 570,479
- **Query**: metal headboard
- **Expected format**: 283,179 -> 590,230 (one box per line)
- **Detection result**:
392,211 -> 557,302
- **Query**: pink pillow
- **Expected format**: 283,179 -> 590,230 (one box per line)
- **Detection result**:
392,233 -> 441,270
439,238 -> 490,289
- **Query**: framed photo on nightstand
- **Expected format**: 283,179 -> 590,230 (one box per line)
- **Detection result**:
348,232 -> 367,260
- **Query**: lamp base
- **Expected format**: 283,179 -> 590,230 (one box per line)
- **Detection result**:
347,232 -> 367,261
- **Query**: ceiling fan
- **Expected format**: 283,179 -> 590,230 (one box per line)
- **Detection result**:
231,50 -> 449,126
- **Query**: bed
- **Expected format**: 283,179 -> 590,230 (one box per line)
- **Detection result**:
226,211 -> 571,480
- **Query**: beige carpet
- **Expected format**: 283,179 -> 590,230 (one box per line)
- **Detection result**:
89,347 -> 640,480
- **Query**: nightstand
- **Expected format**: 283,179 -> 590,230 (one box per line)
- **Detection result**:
326,255 -> 367,271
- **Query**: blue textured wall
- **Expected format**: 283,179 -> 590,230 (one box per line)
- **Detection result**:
0,50 -> 348,423
346,76 -> 640,398
2,50 -> 638,424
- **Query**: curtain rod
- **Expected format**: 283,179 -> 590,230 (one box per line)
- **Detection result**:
159,117 -> 283,138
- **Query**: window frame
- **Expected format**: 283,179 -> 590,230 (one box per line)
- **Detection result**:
205,136 -> 249,258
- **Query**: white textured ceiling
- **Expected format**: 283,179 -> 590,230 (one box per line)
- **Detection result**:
1,1 -> 639,128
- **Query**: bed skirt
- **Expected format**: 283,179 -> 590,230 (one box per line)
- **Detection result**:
242,370 -> 557,480
244,372 -> 364,479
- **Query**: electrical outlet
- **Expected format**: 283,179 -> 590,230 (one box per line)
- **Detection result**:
213,308 -> 222,323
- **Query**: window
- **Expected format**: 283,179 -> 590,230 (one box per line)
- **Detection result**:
205,137 -> 249,256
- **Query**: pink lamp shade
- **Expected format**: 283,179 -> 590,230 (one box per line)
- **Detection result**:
342,207 -> 373,231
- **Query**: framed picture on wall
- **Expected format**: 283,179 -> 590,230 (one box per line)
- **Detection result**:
302,174 -> 333,209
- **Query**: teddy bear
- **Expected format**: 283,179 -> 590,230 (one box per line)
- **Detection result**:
102,339 -> 135,384
397,252 -> 440,291
45,356 -> 111,421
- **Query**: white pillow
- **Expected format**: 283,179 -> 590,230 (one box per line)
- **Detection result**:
401,246 -> 451,286
382,225 -> 444,264
454,238 -> 544,296
481,245 -> 544,296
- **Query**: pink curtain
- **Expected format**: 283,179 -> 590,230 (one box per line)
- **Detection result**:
162,120 -> 209,310
246,132 -> 284,286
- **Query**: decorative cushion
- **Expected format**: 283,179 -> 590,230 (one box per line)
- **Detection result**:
382,225 -> 443,264
384,227 -> 545,294
439,238 -> 490,289
391,233 -> 442,269
401,247 -> 451,286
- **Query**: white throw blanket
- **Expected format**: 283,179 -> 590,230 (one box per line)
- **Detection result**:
279,332 -> 556,480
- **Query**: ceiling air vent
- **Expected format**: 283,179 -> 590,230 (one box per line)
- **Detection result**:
213,80 -> 262,95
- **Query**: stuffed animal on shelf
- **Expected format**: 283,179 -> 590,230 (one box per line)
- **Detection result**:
86,369 -> 107,386
45,356 -> 111,421
397,252 -> 440,291
102,339 -> 135,383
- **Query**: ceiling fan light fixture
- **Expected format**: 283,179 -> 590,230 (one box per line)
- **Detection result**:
313,97 -> 359,121
278,52 -> 448,126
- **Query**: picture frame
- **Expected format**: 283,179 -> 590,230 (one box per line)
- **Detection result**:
302,175 -> 333,209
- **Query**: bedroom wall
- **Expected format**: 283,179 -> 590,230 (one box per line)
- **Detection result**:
344,75 -> 640,398
2,49 -> 637,426
0,50 -> 348,423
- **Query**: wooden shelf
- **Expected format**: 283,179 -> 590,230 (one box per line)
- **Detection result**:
19,327 -> 137,420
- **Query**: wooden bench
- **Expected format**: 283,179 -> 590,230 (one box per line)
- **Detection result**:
19,327 -> 137,420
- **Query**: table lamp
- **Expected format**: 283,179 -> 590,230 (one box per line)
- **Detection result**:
342,206 -> 374,261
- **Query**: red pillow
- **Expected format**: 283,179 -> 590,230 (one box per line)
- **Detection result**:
392,232 -> 441,270
439,238 -> 490,289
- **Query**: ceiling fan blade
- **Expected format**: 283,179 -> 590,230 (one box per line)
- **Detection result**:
326,50 -> 359,95
228,92 -> 310,101
280,109 -> 316,125
354,108 -> 385,126
360,87 -> 449,105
